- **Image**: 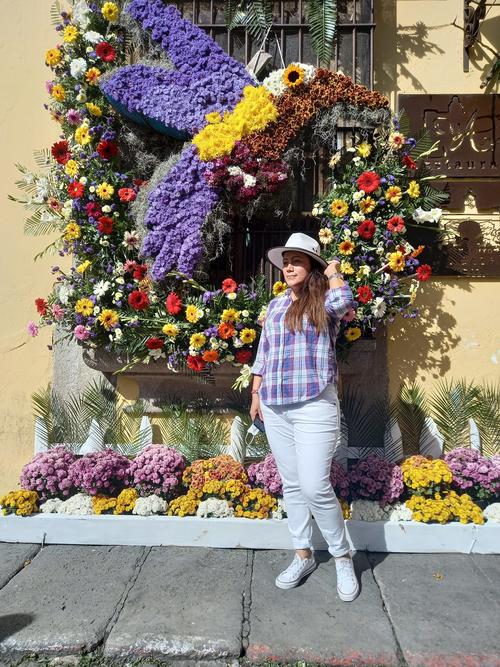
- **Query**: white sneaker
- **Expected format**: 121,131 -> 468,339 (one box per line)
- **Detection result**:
275,553 -> 316,589
334,551 -> 360,601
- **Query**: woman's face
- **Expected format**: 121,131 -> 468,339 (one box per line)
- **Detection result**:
282,250 -> 312,289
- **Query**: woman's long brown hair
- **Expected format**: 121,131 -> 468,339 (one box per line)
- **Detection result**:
284,263 -> 329,335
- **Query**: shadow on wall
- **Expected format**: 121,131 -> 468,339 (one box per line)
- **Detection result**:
374,0 -> 447,97
388,278 -> 473,385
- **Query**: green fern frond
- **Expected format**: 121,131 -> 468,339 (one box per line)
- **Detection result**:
307,0 -> 337,67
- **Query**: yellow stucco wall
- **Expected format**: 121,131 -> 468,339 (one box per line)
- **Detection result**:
1,1 -> 499,493
374,0 -> 500,400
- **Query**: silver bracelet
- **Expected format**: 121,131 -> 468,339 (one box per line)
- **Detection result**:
327,272 -> 343,280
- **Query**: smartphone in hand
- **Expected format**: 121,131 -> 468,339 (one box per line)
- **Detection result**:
253,415 -> 266,433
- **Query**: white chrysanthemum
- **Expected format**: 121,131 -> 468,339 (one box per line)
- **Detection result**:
371,297 -> 387,318
70,58 -> 88,78
387,502 -> 413,522
57,493 -> 93,515
93,280 -> 110,298
350,499 -> 390,521
272,497 -> 287,520
73,0 -> 91,28
483,503 -> 500,523
262,63 -> 316,98
40,498 -> 64,513
197,498 -> 234,518
83,30 -> 103,43
58,283 -> 74,305
132,495 -> 168,516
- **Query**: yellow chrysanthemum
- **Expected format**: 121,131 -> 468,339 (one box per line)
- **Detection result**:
340,260 -> 355,275
359,196 -> 376,214
64,221 -> 81,241
385,185 -> 402,205
75,298 -> 94,316
388,251 -> 405,272
330,199 -> 349,218
221,308 -> 240,323
282,63 -> 305,88
272,281 -> 288,296
185,304 -> 203,323
240,328 -> 256,344
63,25 -> 79,42
190,332 -> 207,349
51,84 -> 65,102
45,48 -> 62,66
102,2 -> 120,22
338,240 -> 355,255
85,67 -> 101,85
76,260 -> 92,274
192,85 -> 278,161
356,142 -> 372,158
407,180 -> 420,199
86,102 -> 102,117
75,125 -> 91,145
345,326 -> 362,342
205,111 -> 222,124
98,309 -> 119,330
96,182 -> 114,200
162,323 -> 178,337
319,228 -> 334,245
64,160 -> 79,177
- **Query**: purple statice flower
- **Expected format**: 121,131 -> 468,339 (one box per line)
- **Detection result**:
347,455 -> 404,506
68,449 -> 131,496
444,448 -> 500,502
129,444 -> 186,498
19,446 -> 78,500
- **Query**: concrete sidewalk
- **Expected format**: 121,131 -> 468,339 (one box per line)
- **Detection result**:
0,543 -> 498,667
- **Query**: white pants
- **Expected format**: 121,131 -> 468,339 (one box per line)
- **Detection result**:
260,383 -> 351,557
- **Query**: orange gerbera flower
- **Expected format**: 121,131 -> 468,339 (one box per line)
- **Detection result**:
338,240 -> 355,255
202,349 -> 219,362
218,323 -> 235,340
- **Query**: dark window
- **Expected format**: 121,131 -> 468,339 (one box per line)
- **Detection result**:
174,0 -> 375,285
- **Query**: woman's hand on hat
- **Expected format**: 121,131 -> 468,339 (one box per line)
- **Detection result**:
324,259 -> 341,275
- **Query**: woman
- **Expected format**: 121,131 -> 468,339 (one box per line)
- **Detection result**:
250,232 -> 360,601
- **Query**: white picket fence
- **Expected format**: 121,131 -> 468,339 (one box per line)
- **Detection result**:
34,413 -> 483,466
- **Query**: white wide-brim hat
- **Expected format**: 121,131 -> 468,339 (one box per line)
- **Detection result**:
267,232 -> 328,270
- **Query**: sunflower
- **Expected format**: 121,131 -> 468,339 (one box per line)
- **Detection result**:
330,199 -> 349,217
96,182 -> 115,200
75,125 -> 91,146
388,251 -> 405,272
63,25 -> 79,42
45,48 -> 62,66
338,240 -> 355,255
85,67 -> 101,85
282,64 -> 305,88
50,85 -> 65,102
345,326 -> 362,342
86,102 -> 102,117
190,332 -> 207,349
359,197 -> 376,214
272,281 -> 287,296
76,260 -> 91,273
64,160 -> 79,177
162,323 -> 178,337
98,309 -> 119,330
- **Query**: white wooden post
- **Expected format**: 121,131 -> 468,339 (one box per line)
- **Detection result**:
419,417 -> 444,458
228,415 -> 246,463
139,415 -> 153,448
383,416 -> 403,463
34,416 -> 49,453
79,419 -> 104,454
469,418 -> 481,452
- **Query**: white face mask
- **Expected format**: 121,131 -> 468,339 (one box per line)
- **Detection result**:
245,422 -> 261,447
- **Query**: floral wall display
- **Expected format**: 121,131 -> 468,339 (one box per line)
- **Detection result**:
14,0 -> 446,381
1,448 -> 499,526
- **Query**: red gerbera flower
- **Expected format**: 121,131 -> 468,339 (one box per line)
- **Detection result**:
133,264 -> 148,281
35,298 -> 48,316
97,216 -> 114,235
416,264 -> 432,281
386,216 -> 405,233
186,355 -> 206,372
235,349 -> 252,364
357,219 -> 376,240
145,337 -> 164,350
118,187 -> 137,202
67,181 -> 84,199
357,285 -> 373,304
51,140 -> 71,165
222,277 -> 238,294
85,202 -> 102,218
95,41 -> 116,62
357,171 -> 381,194
96,140 -> 118,160
128,290 -> 150,310
403,154 -> 417,170
166,292 -> 182,315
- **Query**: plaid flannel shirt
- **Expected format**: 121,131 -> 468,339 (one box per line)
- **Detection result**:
251,284 -> 357,405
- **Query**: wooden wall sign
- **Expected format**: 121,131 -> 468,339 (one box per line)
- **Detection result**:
398,94 -> 499,209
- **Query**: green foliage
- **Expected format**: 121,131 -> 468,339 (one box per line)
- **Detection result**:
226,0 -> 273,41
395,380 -> 428,456
306,0 -> 337,67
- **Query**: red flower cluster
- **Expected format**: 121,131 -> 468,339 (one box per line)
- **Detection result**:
51,140 -> 71,165
187,355 -> 206,372
97,216 -> 113,234
357,219 -> 376,240
128,290 -> 149,310
416,264 -> 432,281
145,337 -> 163,350
118,188 -> 136,202
97,140 -> 118,160
221,278 -> 237,294
357,285 -> 373,304
403,154 -> 417,170
95,41 -> 116,62
357,171 -> 380,194
386,216 -> 405,233
67,181 -> 84,199
35,298 -> 48,315
85,202 -> 101,218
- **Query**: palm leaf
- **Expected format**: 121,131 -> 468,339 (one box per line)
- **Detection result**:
33,240 -> 61,262
427,378 -> 482,451
419,184 -> 450,209
24,212 -> 61,236
50,1 -> 62,27
340,386 -> 388,450
473,381 -> 500,457
397,109 -> 412,138
307,0 -> 337,67
33,148 -> 52,169
226,0 -> 273,41
394,380 -> 428,456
